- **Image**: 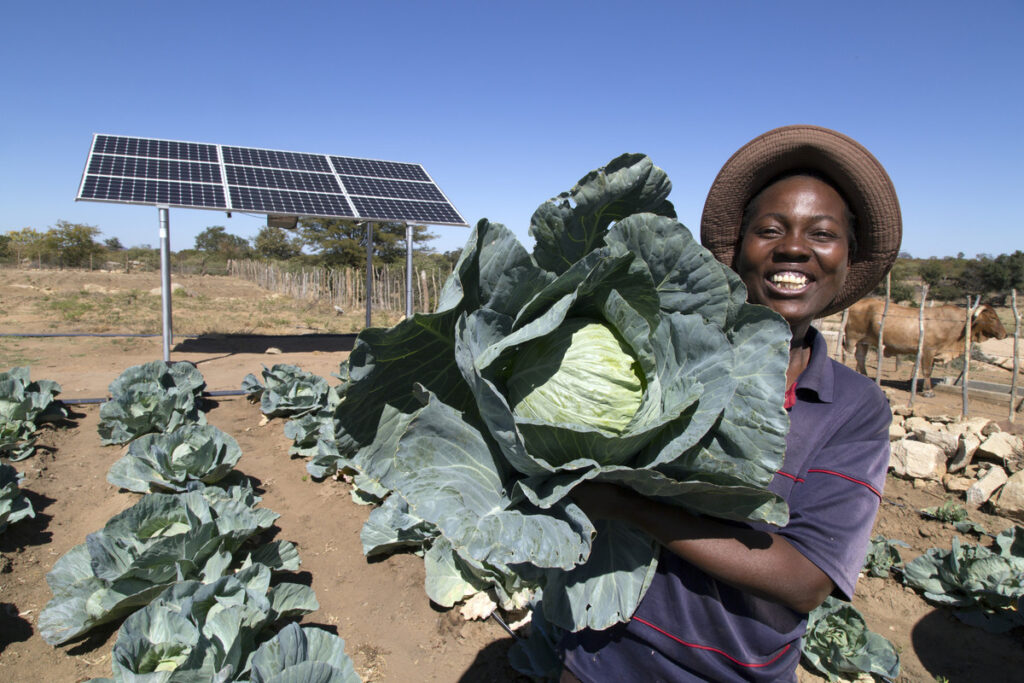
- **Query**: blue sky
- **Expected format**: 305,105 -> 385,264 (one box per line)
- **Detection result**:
2,1 -> 1021,259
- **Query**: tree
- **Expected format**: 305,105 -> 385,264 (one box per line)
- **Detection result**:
6,227 -> 49,264
46,220 -> 103,268
251,226 -> 302,260
104,236 -> 125,251
0,233 -> 10,258
194,226 -> 251,258
298,219 -> 436,268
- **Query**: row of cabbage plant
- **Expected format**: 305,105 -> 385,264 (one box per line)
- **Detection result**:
39,360 -> 360,682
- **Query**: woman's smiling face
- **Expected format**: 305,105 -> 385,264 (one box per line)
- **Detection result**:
735,174 -> 851,338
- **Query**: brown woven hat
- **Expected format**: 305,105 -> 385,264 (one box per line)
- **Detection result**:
700,125 -> 902,318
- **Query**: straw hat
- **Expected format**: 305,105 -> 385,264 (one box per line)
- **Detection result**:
700,125 -> 902,317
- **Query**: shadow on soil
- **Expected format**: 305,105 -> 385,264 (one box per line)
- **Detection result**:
0,490 -> 57,551
457,637 -> 531,682
174,334 -> 357,355
0,603 -> 33,653
911,607 -> 1024,681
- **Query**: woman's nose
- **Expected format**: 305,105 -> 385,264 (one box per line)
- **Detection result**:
773,232 -> 811,261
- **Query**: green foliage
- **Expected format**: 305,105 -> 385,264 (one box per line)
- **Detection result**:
297,218 -> 435,267
902,529 -> 1024,633
98,361 -> 207,445
106,424 -> 243,493
98,566 -> 323,682
38,484 -> 296,645
46,220 -> 104,267
0,366 -> 67,460
802,596 -> 900,682
863,534 -> 910,578
103,236 -> 125,251
6,227 -> 49,263
252,225 -> 303,260
0,463 -> 35,533
920,500 -> 988,535
194,225 -> 253,258
242,364 -> 333,419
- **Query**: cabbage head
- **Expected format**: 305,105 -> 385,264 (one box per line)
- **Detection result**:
507,318 -> 645,457
305,153 -> 792,632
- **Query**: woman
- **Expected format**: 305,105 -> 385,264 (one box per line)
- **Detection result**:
560,125 -> 902,682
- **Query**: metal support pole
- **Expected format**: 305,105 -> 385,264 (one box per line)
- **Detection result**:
365,222 -> 373,328
158,206 -> 173,362
405,223 -> 414,318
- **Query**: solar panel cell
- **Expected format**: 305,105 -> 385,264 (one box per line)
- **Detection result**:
94,135 -> 218,162
81,176 -> 225,207
223,146 -> 332,173
230,186 -> 354,217
226,165 -> 340,193
330,156 -> 429,182
338,175 -> 445,202
351,196 -> 464,224
89,154 -> 222,184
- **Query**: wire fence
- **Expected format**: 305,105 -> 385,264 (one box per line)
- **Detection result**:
226,259 -> 451,315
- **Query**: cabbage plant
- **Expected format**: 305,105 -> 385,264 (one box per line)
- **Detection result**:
801,596 -> 900,682
0,366 -> 67,460
0,462 -> 34,533
94,564 -> 319,682
902,531 -> 1024,633
98,361 -> 207,445
39,484 -> 299,645
107,423 -> 243,493
248,622 -> 362,683
307,154 -> 792,631
242,364 -> 332,419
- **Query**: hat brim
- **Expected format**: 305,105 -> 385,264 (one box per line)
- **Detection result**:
700,125 -> 902,318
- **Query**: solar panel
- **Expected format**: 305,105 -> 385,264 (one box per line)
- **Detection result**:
77,134 -> 468,226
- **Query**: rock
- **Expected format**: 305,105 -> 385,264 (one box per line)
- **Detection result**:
912,478 -> 929,490
942,474 -> 974,493
889,422 -> 907,440
976,432 -> 1023,463
994,471 -> 1024,522
930,414 -> 957,425
912,427 -> 959,457
947,417 -> 995,438
893,405 -> 915,417
903,416 -> 933,433
967,466 -> 1007,506
890,439 -> 947,481
947,432 -> 982,473
265,347 -> 283,355
148,282 -> 185,296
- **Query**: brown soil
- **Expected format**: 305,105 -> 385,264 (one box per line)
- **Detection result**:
1,268 -> 1023,683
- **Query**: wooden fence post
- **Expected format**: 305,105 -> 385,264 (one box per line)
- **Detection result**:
875,273 -> 891,385
1012,289 -> 1021,420
962,295 -> 981,418
909,284 -> 928,409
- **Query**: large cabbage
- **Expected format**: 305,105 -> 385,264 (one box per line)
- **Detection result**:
307,154 -> 792,631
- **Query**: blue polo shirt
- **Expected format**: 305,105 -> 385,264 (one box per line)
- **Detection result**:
562,327 -> 891,682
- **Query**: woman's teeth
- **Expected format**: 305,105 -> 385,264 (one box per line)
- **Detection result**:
771,272 -> 808,290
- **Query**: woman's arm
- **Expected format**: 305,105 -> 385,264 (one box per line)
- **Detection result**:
571,482 -> 834,614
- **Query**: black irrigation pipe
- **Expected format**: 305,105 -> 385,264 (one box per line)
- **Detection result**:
0,332 -> 167,338
58,389 -> 250,406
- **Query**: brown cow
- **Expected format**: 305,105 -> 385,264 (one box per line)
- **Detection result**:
842,298 -> 1008,396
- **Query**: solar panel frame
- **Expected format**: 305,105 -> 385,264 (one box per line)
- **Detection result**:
77,133 -> 469,226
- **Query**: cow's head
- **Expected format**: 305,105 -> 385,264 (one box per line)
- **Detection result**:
971,305 -> 1008,341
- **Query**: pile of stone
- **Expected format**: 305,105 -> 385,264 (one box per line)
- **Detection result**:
887,407 -> 1024,521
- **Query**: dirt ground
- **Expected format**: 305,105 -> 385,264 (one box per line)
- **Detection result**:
2,268 -> 1023,683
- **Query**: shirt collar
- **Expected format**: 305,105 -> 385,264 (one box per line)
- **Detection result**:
794,327 -> 835,404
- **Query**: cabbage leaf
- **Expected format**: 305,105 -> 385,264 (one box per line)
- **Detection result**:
307,154 -> 792,631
